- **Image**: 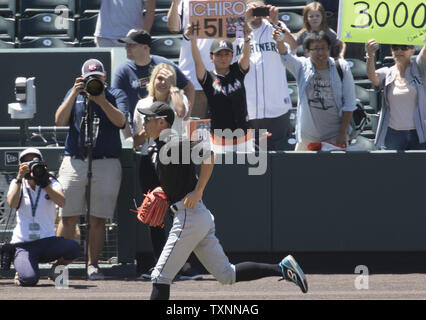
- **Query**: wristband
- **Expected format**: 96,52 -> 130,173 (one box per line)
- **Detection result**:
244,38 -> 250,43
16,178 -> 22,184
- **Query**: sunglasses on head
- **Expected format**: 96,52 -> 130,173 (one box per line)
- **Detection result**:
144,115 -> 167,122
391,45 -> 413,51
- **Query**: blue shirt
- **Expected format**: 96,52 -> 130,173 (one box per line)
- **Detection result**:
112,56 -> 190,122
63,86 -> 129,158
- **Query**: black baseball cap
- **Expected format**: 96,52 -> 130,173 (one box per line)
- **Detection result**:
137,101 -> 175,126
118,29 -> 152,46
210,39 -> 234,54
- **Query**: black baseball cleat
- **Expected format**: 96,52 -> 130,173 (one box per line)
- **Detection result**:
279,255 -> 308,293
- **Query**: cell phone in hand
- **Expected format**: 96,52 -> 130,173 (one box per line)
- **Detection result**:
252,7 -> 269,17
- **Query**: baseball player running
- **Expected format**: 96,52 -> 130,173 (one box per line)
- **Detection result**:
140,101 -> 308,300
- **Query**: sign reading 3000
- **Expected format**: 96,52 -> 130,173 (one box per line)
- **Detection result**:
338,0 -> 426,45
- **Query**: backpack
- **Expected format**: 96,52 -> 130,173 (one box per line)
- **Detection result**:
335,59 -> 370,139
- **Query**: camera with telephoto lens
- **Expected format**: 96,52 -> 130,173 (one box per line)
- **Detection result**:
28,158 -> 47,179
84,76 -> 104,96
0,243 -> 15,271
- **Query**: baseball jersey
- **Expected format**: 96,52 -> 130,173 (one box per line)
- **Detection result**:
200,62 -> 250,133
233,20 -> 292,120
178,0 -> 215,91
149,136 -> 199,204
94,0 -> 146,40
113,56 -> 190,121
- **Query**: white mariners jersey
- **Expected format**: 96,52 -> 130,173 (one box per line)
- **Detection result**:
178,0 -> 214,91
233,20 -> 292,120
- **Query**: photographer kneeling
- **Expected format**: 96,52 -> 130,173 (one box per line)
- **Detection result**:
6,148 -> 81,286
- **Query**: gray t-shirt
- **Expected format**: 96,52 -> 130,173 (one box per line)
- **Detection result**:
302,68 -> 341,141
94,0 -> 145,40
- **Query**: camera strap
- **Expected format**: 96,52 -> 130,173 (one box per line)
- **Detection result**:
26,186 -> 42,218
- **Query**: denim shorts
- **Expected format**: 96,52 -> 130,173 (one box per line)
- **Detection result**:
382,127 -> 426,151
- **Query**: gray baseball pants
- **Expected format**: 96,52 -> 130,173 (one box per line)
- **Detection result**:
151,200 -> 236,285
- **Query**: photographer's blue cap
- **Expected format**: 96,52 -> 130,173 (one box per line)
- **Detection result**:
81,59 -> 105,79
19,148 -> 43,163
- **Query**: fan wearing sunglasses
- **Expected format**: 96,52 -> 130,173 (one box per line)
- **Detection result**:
366,40 -> 426,150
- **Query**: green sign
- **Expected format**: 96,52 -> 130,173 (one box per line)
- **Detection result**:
338,0 -> 426,45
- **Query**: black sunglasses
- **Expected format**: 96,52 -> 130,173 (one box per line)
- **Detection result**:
144,115 -> 167,123
391,45 -> 413,51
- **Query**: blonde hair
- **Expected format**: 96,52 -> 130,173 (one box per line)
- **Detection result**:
298,1 -> 328,35
147,63 -> 177,100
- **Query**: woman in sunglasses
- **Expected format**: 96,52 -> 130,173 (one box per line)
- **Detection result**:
366,40 -> 426,150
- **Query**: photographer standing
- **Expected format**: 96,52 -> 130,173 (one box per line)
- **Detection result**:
55,59 -> 128,280
7,148 -> 80,287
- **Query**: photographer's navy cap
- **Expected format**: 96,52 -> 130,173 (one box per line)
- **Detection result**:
118,29 -> 152,47
81,59 -> 105,79
19,148 -> 43,162
137,101 -> 175,126
210,39 -> 234,54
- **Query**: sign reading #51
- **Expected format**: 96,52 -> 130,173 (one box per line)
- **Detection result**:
338,0 -> 426,45
189,0 -> 246,38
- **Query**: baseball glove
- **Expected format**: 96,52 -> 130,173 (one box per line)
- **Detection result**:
131,187 -> 169,228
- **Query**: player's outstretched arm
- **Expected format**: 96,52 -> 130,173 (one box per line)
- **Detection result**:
238,6 -> 254,71
184,24 -> 206,83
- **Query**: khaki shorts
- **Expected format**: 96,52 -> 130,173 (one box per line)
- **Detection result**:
58,156 -> 122,219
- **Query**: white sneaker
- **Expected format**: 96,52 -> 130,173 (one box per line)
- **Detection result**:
87,265 -> 104,280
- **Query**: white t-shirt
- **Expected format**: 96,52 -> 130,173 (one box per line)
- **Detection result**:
178,0 -> 215,91
233,20 -> 292,120
95,0 -> 146,40
9,178 -> 63,244
133,94 -> 189,154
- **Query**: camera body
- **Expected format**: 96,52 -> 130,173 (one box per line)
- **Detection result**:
0,243 -> 15,271
84,76 -> 104,96
27,158 -> 47,179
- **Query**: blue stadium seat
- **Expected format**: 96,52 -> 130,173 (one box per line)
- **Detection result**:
151,36 -> 182,59
19,37 -> 75,48
151,12 -> 171,36
0,16 -> 14,42
345,58 -> 370,87
79,39 -> 96,47
18,0 -> 76,17
18,13 -> 75,41
0,38 -> 14,47
278,11 -> 303,33
355,84 -> 378,114
78,0 -> 101,16
76,14 -> 97,41
0,0 -> 15,17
